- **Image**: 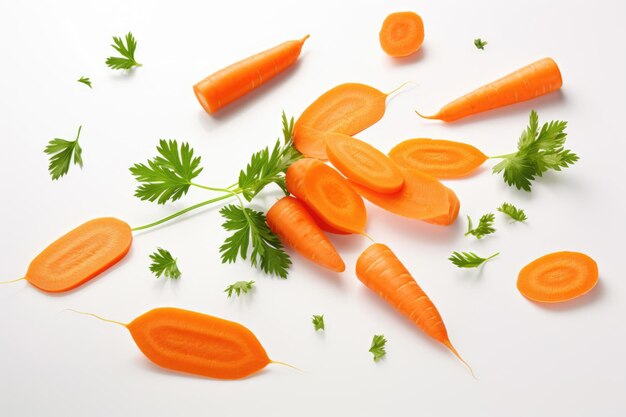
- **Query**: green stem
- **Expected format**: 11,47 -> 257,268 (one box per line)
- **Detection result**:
486,252 -> 500,261
190,183 -> 233,193
489,153 -> 516,159
75,125 -> 82,141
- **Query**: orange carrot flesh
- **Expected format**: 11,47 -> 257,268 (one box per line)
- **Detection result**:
517,251 -> 599,303
423,187 -> 460,226
266,197 -> 345,272
379,11 -> 425,57
418,58 -> 563,122
25,217 -> 132,293
293,83 -> 387,159
349,167 -> 449,220
389,139 -> 487,178
193,36 -> 309,114
326,133 -> 404,193
127,308 -> 270,380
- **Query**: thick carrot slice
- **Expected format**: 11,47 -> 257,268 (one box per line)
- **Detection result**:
25,217 -> 132,293
417,58 -> 562,122
379,11 -> 425,57
517,251 -> 599,303
266,197 -> 345,272
326,133 -> 403,193
293,83 -> 387,159
389,139 -> 487,178
349,167 -> 449,220
193,36 -> 309,114
423,187 -> 460,226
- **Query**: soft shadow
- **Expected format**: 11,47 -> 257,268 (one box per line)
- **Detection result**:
533,279 -> 604,311
289,257 -> 346,290
108,68 -> 141,81
387,46 -> 426,66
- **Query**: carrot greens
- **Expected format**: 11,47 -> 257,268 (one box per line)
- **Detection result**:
369,334 -> 387,362
449,251 -> 499,268
312,315 -> 325,331
224,280 -> 255,298
474,38 -> 488,50
106,32 -> 141,70
77,76 -> 92,88
497,202 -> 527,222
149,248 -> 181,279
44,125 -> 84,180
465,213 -> 495,239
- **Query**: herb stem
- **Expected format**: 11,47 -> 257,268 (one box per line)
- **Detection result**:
489,153 -> 516,159
190,183 -> 234,193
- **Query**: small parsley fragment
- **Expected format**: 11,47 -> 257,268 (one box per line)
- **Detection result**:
44,125 -> 84,180
149,248 -> 181,279
474,38 -> 488,50
224,280 -> 255,298
312,315 -> 325,331
497,202 -> 527,222
106,32 -> 142,70
369,334 -> 387,362
449,251 -> 499,268
77,76 -> 92,88
465,213 -> 496,239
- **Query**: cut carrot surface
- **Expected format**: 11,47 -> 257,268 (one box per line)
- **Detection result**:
193,36 -> 309,114
517,251 -> 599,303
379,11 -> 425,57
267,197 -> 345,272
389,139 -> 487,178
423,187 -> 460,226
25,217 -> 132,293
326,133 -> 403,193
417,58 -> 563,122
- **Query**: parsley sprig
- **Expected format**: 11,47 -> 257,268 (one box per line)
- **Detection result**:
224,280 -> 255,298
369,335 -> 387,362
44,125 -> 83,180
77,76 -> 92,88
497,202 -> 527,222
149,248 -> 181,279
106,32 -> 142,70
465,213 -> 495,239
474,38 -> 488,50
449,251 -> 499,268
312,315 -> 325,331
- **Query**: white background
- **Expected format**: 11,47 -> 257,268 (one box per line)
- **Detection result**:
1,0 -> 624,416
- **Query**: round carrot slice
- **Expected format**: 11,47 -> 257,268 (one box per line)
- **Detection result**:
379,12 -> 425,57
389,139 -> 487,178
326,133 -> 403,193
517,251 -> 599,303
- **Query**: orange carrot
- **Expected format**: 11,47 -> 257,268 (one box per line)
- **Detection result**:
356,243 -> 471,371
424,187 -> 460,226
266,197 -> 345,272
193,36 -> 309,114
417,58 -> 562,122
517,251 -> 599,303
389,139 -> 487,178
379,11 -> 425,57
326,133 -> 404,193
349,167 -> 449,221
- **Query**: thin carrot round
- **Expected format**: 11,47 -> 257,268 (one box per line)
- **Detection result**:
517,251 -> 599,303
417,58 -> 563,122
423,187 -> 460,226
389,139 -> 487,178
379,12 -> 424,57
193,36 -> 309,114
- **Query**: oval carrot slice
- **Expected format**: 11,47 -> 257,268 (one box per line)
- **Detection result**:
517,251 -> 599,303
267,197 -> 345,272
423,187 -> 460,226
349,167 -> 449,220
379,11 -> 425,57
389,139 -> 487,178
326,133 -> 403,193
25,217 -> 132,293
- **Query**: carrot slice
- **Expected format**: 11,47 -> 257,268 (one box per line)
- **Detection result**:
389,139 -> 487,178
423,187 -> 460,226
325,133 -> 403,193
379,12 -> 425,57
517,251 -> 599,303
349,167 -> 449,220
266,197 -> 345,272
26,217 -> 132,292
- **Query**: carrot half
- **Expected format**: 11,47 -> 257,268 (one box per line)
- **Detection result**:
326,133 -> 403,193
517,251 -> 599,303
379,11 -> 425,57
193,35 -> 309,114
389,139 -> 487,178
417,58 -> 563,122
266,197 -> 345,272
423,187 -> 460,226
356,244 -> 471,372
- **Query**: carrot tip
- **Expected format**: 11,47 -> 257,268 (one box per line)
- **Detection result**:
415,110 -> 437,120
270,360 -> 304,373
300,34 -> 311,43
386,80 -> 417,97
64,309 -> 128,328
0,276 -> 26,285
444,340 -> 476,378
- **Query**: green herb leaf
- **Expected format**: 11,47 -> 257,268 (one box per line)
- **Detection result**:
106,32 -> 141,70
369,334 -> 387,362
465,213 -> 496,239
149,248 -> 181,279
224,280 -> 255,297
497,202 -> 527,222
449,251 -> 499,268
44,126 -> 84,180
474,38 -> 488,50
77,76 -> 92,88
219,204 -> 291,278
130,139 -> 203,204
312,314 -> 325,331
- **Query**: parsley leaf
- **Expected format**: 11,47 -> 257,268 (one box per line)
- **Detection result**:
497,202 -> 527,222
219,204 -> 291,278
106,32 -> 142,70
44,125 -> 84,180
449,251 -> 499,268
130,139 -> 203,204
77,76 -> 92,88
474,38 -> 488,50
149,248 -> 181,279
312,314 -> 325,331
369,334 -> 387,362
465,213 -> 495,239
224,280 -> 255,297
